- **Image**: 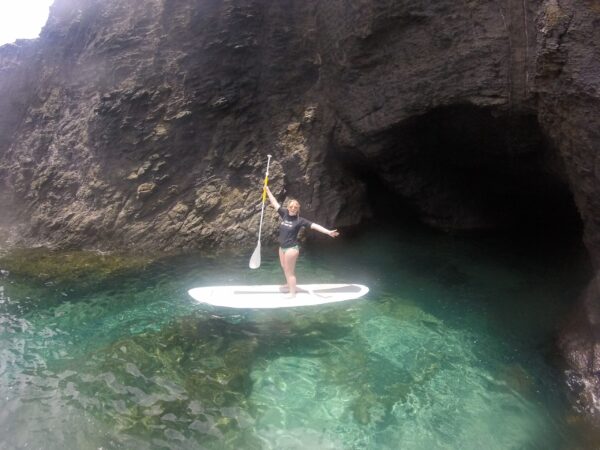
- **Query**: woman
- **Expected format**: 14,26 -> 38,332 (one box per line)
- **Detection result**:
265,185 -> 339,297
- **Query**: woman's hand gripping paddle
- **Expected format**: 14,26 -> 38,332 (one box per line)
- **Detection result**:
249,154 -> 272,269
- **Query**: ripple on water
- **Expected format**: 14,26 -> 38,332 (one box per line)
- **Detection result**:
357,308 -> 557,449
250,356 -> 354,449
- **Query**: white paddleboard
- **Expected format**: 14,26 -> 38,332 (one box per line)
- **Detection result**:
188,284 -> 369,309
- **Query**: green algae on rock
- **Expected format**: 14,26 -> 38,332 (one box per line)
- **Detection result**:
0,248 -> 153,284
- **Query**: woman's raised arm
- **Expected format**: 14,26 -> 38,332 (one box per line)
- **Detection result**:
265,186 -> 280,210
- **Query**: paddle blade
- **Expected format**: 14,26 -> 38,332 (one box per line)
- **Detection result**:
249,242 -> 261,269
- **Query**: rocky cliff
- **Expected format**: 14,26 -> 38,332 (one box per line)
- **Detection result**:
1,0 -> 600,424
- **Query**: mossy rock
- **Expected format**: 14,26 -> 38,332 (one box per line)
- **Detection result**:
0,247 -> 153,285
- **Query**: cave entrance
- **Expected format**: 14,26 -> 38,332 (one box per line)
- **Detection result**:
342,104 -> 582,243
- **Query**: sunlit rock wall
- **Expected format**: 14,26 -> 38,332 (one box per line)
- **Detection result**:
0,0 -> 366,251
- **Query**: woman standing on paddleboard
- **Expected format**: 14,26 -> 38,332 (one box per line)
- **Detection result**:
265,186 -> 339,297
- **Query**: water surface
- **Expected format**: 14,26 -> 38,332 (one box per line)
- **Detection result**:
0,226 -> 593,449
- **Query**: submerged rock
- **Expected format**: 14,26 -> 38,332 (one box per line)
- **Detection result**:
62,310 -> 356,443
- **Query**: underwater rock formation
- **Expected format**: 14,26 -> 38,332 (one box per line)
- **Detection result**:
1,0 -> 600,425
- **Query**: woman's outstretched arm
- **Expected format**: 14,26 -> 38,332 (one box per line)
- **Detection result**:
265,186 -> 280,210
310,223 -> 339,238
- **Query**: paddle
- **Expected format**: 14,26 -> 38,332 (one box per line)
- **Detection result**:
249,154 -> 272,269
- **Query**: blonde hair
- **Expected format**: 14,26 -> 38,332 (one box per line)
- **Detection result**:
288,199 -> 300,209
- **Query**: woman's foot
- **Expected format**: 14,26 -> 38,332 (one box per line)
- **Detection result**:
279,285 -> 289,293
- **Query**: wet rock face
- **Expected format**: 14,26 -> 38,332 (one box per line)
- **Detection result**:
1,0 -> 600,423
535,0 -> 600,425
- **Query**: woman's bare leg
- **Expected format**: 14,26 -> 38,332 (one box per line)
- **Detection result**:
278,248 -> 288,291
283,248 -> 300,297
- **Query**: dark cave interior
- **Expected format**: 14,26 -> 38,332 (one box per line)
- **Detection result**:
339,104 -> 583,242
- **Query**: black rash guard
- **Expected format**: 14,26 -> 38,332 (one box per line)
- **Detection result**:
277,207 -> 312,248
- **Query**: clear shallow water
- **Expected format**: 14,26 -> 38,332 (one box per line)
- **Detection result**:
0,226 -> 593,449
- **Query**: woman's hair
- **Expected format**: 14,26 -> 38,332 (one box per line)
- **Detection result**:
288,199 -> 300,209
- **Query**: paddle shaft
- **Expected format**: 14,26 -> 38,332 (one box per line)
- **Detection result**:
256,155 -> 271,242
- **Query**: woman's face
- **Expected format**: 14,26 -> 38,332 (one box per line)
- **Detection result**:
288,201 -> 300,216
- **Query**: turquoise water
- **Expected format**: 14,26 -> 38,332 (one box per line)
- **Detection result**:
0,226 -> 593,449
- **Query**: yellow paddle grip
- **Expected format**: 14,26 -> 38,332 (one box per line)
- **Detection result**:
262,175 -> 269,202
